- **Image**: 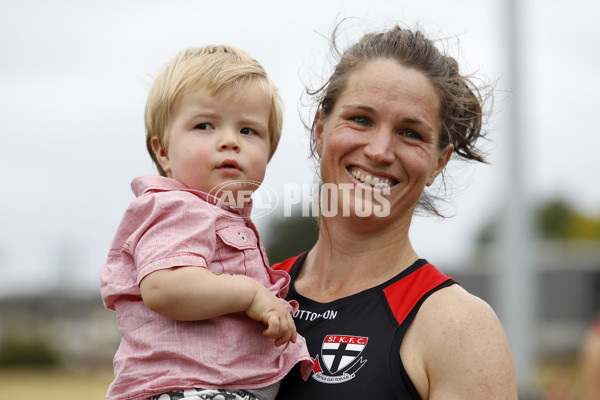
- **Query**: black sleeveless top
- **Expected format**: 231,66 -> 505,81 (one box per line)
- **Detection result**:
272,253 -> 455,400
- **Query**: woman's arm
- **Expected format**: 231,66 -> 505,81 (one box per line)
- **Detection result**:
581,318 -> 600,400
402,285 -> 517,400
140,266 -> 297,346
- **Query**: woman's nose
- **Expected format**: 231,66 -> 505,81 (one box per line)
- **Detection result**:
363,128 -> 394,164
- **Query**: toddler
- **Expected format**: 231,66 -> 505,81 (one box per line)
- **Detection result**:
100,45 -> 312,400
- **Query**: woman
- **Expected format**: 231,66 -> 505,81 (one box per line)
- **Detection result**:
273,25 -> 517,399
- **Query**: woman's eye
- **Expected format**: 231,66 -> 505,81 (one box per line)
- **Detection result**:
240,127 -> 257,135
195,123 -> 214,130
351,116 -> 371,126
402,130 -> 422,140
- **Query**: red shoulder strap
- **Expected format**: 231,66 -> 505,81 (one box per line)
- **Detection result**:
383,263 -> 453,325
271,253 -> 304,273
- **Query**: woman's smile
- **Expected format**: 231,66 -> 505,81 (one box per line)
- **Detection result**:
347,165 -> 394,189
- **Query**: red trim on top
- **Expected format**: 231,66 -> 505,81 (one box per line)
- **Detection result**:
383,263 -> 451,325
271,254 -> 303,273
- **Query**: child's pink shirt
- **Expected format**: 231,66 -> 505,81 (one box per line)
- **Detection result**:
100,175 -> 312,400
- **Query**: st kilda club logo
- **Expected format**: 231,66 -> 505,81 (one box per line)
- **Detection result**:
312,335 -> 368,384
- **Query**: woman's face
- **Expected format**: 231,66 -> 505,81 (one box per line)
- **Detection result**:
315,58 -> 453,224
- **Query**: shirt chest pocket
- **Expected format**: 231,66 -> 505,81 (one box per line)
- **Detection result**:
215,226 -> 260,275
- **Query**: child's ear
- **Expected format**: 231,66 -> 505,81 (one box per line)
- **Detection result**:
151,137 -> 171,175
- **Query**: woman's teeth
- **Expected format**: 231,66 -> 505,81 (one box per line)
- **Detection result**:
351,169 -> 391,188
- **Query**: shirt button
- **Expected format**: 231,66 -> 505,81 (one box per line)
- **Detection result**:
239,232 -> 247,242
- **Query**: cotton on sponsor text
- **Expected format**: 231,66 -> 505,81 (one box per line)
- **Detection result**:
293,309 -> 338,321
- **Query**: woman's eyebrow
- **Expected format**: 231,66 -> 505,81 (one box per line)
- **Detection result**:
341,104 -> 376,114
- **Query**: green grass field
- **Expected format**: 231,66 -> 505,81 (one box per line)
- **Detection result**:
0,367 -> 113,399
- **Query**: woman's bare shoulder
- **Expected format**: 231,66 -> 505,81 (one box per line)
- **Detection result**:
424,284 -> 498,326
403,284 -> 517,400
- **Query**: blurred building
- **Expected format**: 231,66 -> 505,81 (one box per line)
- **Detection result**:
456,239 -> 600,357
0,291 -> 119,367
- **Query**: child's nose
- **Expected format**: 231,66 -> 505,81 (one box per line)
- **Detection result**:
218,130 -> 240,152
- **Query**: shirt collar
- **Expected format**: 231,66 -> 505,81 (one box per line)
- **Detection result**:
131,175 -> 253,218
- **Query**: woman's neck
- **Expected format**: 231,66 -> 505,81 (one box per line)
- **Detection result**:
296,215 -> 419,302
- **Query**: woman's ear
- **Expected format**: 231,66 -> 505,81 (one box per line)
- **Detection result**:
314,109 -> 325,158
151,137 -> 171,175
426,144 -> 453,187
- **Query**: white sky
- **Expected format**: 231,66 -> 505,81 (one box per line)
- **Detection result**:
1,0 -> 599,296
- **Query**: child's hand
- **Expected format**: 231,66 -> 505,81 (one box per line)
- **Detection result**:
245,284 -> 298,347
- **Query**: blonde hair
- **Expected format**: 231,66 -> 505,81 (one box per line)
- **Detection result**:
144,45 -> 283,176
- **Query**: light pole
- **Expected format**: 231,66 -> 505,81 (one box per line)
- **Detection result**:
495,0 -> 537,396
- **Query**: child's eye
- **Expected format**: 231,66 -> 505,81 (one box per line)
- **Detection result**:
240,127 -> 257,135
195,123 -> 214,130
